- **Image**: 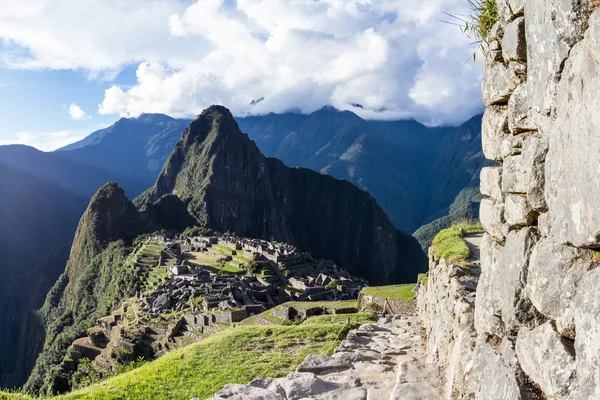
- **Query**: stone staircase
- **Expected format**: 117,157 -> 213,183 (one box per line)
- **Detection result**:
207,315 -> 442,400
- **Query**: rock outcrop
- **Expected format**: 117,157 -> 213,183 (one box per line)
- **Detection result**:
136,105 -> 427,285
418,2 -> 600,399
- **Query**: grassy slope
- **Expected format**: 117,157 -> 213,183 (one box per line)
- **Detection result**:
301,313 -> 376,325
430,221 -> 484,264
2,324 -> 352,400
360,284 -> 416,301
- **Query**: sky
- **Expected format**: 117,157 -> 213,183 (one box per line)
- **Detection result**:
0,0 -> 484,151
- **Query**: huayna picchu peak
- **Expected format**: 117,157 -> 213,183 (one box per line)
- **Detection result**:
136,105 -> 427,285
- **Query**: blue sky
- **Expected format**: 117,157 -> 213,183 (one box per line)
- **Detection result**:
0,0 -> 483,151
0,66 -> 137,150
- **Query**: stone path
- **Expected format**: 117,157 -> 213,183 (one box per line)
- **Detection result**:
463,234 -> 482,262
207,315 -> 442,400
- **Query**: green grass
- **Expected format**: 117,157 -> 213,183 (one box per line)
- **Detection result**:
283,300 -> 357,311
360,284 -> 416,301
201,263 -> 244,275
430,221 -> 484,264
418,273 -> 429,287
238,308 -> 285,326
0,391 -> 34,400
302,313 -> 376,325
445,0 -> 498,61
45,324 -> 351,400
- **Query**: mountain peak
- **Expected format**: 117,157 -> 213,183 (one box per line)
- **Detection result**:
70,182 -> 149,277
182,105 -> 246,146
134,113 -> 175,124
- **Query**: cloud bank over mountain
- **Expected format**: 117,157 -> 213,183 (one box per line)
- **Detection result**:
0,0 -> 484,125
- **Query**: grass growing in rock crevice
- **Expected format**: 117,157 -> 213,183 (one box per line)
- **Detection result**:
444,0 -> 499,60
431,221 -> 484,264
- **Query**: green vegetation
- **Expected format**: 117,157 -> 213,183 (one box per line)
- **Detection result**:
430,221 -> 484,264
445,0 -> 498,60
283,300 -> 357,311
302,313 -> 376,325
49,324 -> 350,400
245,259 -> 259,274
413,186 -> 483,250
26,241 -> 140,396
361,284 -> 416,301
418,273 -> 429,287
325,279 -> 341,290
180,225 -> 214,239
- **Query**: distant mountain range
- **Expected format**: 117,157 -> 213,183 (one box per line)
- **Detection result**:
57,107 -> 487,237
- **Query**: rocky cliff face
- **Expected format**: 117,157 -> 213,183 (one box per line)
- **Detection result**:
137,105 -> 426,285
418,2 -> 600,399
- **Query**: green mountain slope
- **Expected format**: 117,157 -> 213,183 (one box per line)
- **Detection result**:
25,183 -> 152,395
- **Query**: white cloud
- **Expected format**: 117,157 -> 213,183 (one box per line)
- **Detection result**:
68,103 -> 89,120
0,0 -> 484,126
0,130 -> 88,151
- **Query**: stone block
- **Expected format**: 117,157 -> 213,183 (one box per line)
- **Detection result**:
482,61 -> 524,106
522,134 -> 548,211
526,238 -> 592,335
482,106 -> 509,162
504,194 -> 535,227
516,322 -> 576,399
474,234 -> 505,337
508,83 -> 536,133
547,11 -> 600,247
497,228 -> 539,330
503,17 -> 527,62
500,134 -> 523,158
508,0 -> 524,16
574,268 -> 600,399
475,339 -> 524,400
480,199 -> 507,242
480,167 -> 503,201
502,155 -> 528,193
525,0 -> 591,115
538,212 -> 550,237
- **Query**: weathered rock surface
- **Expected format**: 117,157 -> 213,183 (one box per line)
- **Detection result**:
504,194 -> 534,227
526,238 -> 593,334
480,167 -> 503,201
525,0 -> 591,116
482,62 -> 524,106
546,10 -> 600,247
481,106 -> 509,161
508,83 -> 535,133
479,198 -> 507,242
516,322 -> 577,398
574,268 -> 600,399
503,17 -> 527,62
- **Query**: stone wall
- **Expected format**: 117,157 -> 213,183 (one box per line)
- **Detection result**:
357,293 -> 416,315
416,249 -> 479,399
418,1 -> 600,398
